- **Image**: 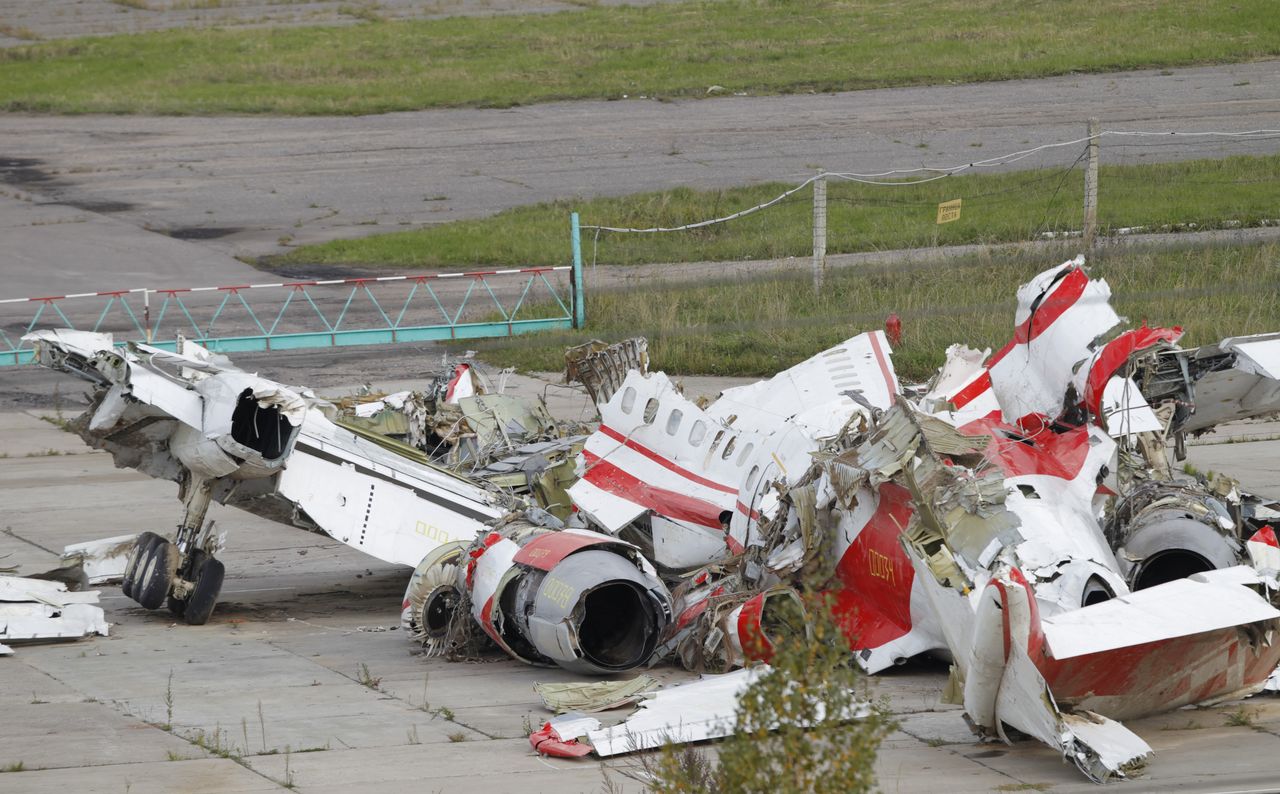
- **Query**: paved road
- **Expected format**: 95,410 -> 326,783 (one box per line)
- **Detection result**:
0,0 -> 674,45
1,61 -> 1278,271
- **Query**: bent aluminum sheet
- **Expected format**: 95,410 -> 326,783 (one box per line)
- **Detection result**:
0,576 -> 109,646
587,667 -> 869,757
588,668 -> 766,757
1042,567 -> 1280,660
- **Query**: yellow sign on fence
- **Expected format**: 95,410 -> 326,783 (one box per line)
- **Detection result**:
936,198 -> 962,225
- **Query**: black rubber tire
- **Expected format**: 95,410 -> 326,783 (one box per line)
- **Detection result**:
135,540 -> 178,610
121,531 -> 163,599
182,556 -> 225,626
166,549 -> 208,618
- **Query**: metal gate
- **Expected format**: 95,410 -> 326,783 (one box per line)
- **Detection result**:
1,264 -> 583,366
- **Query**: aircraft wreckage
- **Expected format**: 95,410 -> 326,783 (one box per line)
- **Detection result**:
19,256 -> 1280,782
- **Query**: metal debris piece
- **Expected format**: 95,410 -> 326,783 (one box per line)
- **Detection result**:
0,576 -> 110,649
60,534 -> 136,585
22,255 -> 1280,784
588,668 -> 764,757
586,666 -> 870,757
564,338 -> 649,405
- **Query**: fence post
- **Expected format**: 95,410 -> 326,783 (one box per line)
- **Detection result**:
143,288 -> 153,343
570,211 -> 585,329
812,174 -> 827,294
1084,118 -> 1100,250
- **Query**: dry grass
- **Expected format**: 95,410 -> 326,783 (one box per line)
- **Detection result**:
268,153 -> 1280,271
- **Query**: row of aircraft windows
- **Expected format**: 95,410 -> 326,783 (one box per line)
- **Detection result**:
619,386 -> 756,468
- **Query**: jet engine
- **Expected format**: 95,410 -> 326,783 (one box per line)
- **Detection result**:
404,519 -> 672,675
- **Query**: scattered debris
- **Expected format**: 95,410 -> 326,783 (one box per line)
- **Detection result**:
0,575 -> 109,651
564,337 -> 649,405
22,257 -> 1280,782
337,358 -> 589,518
518,257 -> 1280,780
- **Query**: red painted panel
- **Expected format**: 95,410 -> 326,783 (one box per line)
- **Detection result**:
512,531 -> 608,571
829,483 -> 917,650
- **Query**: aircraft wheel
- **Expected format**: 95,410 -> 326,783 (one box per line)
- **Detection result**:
166,549 -> 206,618
135,540 -> 178,610
121,531 -> 163,599
181,555 -> 225,626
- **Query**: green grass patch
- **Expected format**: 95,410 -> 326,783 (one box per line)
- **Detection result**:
2,0 -> 1279,114
267,153 -> 1280,270
458,242 -> 1280,381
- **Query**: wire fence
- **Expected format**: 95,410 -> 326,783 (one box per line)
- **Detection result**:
573,127 -> 1280,274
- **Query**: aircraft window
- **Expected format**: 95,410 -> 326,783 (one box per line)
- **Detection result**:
721,436 -> 737,460
689,420 -> 707,446
666,409 -> 683,436
709,430 -> 725,455
736,443 -> 754,466
620,387 -> 637,414
643,398 -> 659,424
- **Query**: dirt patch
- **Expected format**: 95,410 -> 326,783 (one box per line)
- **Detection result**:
169,226 -> 244,241
0,156 -> 59,186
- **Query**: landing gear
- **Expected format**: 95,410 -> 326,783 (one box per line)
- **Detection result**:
121,474 -> 226,625
134,539 -> 178,610
121,531 -> 162,600
167,549 -> 226,626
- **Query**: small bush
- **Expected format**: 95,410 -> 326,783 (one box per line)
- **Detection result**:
649,592 -> 892,794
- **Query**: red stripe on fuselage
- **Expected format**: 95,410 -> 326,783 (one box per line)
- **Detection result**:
867,331 -> 898,399
987,267 -> 1090,369
582,450 -> 725,529
598,424 -> 737,495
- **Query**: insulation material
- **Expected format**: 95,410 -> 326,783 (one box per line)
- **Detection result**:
535,676 -> 659,713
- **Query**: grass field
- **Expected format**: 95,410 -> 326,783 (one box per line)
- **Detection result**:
265,152 -> 1280,270
1,1 -> 1278,114
459,242 -> 1280,381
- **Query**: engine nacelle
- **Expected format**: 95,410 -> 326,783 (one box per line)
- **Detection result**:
465,523 -> 671,675
1110,483 -> 1243,591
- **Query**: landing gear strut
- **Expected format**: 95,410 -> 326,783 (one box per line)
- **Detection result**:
121,474 -> 226,625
